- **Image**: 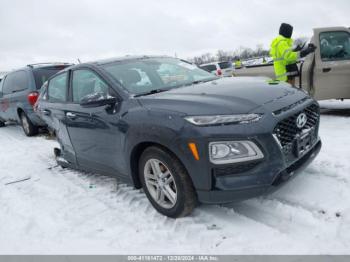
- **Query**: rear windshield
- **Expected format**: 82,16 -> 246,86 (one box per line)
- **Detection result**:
200,64 -> 217,72
33,66 -> 69,89
218,61 -> 231,69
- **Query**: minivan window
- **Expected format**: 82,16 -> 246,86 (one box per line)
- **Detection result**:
102,58 -> 216,95
320,31 -> 350,61
48,73 -> 67,102
72,70 -> 109,103
2,71 -> 28,94
200,64 -> 217,72
33,67 -> 68,89
218,61 -> 231,69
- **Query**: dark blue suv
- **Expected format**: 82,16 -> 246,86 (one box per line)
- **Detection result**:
36,56 -> 321,218
0,63 -> 71,136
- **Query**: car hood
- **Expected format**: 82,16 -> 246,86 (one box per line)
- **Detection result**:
138,77 -> 308,115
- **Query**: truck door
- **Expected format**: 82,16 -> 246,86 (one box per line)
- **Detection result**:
313,27 -> 350,100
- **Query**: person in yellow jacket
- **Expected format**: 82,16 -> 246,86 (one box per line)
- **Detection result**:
270,23 -> 316,86
234,57 -> 242,69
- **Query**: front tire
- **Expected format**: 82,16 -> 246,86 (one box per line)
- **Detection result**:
0,120 -> 5,127
20,112 -> 38,136
139,146 -> 197,218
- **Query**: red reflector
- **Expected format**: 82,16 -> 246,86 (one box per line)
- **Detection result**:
217,69 -> 222,76
27,91 -> 39,107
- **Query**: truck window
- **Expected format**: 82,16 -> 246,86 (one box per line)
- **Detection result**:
320,31 -> 350,61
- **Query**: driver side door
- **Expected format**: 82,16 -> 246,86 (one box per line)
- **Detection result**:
64,68 -> 125,175
313,28 -> 350,100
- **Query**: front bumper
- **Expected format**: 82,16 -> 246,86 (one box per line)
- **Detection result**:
197,139 -> 321,204
177,98 -> 321,204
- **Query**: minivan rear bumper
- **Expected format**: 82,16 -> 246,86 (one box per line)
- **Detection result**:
197,139 -> 321,204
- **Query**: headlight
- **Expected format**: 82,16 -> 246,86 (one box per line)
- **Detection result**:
209,141 -> 264,164
184,114 -> 261,126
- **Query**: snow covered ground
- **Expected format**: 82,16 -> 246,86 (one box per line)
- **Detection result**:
0,100 -> 350,255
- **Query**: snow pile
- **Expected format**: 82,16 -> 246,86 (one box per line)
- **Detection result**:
0,100 -> 350,254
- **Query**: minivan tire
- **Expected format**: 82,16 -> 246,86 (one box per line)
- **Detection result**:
20,112 -> 38,136
139,146 -> 197,218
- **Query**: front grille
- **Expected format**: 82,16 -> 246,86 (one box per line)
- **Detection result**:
274,103 -> 320,158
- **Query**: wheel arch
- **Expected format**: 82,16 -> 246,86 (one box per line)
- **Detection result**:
129,141 -> 191,190
17,107 -> 25,120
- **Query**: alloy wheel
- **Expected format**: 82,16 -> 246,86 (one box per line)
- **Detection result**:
144,158 -> 177,209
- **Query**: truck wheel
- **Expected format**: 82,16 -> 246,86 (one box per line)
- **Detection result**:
139,146 -> 197,218
20,112 -> 38,136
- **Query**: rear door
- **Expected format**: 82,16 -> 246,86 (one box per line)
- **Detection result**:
313,27 -> 350,100
39,72 -> 77,164
63,68 -> 124,175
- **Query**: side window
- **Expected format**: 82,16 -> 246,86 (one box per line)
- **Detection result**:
0,77 -> 4,96
2,71 -> 28,94
2,74 -> 14,95
12,71 -> 28,92
320,31 -> 350,61
200,65 -> 216,72
72,70 -> 109,103
48,73 -> 67,103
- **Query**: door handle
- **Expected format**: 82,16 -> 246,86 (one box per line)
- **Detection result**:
66,112 -> 77,119
41,109 -> 51,115
322,68 -> 331,73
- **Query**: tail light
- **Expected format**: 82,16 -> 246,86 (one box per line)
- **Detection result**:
217,69 -> 222,76
27,91 -> 39,107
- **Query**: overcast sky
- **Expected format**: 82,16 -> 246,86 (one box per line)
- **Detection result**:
0,0 -> 349,71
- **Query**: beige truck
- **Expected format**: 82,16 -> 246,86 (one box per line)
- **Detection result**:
235,27 -> 350,100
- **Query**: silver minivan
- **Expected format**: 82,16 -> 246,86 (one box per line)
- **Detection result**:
0,63 -> 71,136
199,61 -> 234,77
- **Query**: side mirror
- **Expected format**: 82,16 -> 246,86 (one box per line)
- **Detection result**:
80,92 -> 118,108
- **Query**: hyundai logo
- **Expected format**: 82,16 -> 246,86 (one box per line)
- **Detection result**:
296,113 -> 307,129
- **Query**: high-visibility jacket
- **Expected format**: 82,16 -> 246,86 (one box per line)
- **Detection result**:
235,60 -> 242,69
270,35 -> 299,81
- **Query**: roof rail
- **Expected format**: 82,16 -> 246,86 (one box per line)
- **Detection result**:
27,62 -> 72,68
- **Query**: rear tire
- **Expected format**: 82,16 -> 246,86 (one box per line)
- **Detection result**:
20,112 -> 38,136
139,146 -> 197,218
0,120 -> 5,127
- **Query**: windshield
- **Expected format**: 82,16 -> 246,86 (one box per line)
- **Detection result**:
33,66 -> 69,89
101,57 -> 217,95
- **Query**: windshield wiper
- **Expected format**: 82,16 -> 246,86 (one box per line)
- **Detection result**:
183,78 -> 218,87
133,88 -> 169,97
134,78 -> 217,97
